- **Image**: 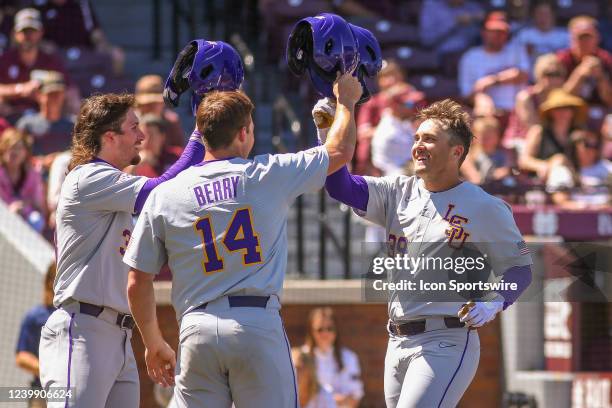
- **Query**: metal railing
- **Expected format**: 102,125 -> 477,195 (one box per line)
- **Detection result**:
272,94 -> 354,279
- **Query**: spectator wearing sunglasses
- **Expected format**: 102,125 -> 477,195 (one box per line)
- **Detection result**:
302,307 -> 364,408
504,53 -> 567,148
547,129 -> 611,207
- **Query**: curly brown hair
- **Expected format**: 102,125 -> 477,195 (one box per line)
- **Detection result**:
416,99 -> 473,165
69,93 -> 135,171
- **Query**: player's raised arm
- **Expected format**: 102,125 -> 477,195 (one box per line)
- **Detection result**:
323,71 -> 362,175
133,129 -> 204,214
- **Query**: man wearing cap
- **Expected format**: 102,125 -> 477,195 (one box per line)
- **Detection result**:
459,11 -> 530,116
0,8 -> 75,120
557,15 -> 612,108
16,70 -> 73,168
134,74 -> 185,148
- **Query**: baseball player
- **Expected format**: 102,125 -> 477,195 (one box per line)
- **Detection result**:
122,71 -> 362,408
317,98 -> 533,407
37,92 -> 207,408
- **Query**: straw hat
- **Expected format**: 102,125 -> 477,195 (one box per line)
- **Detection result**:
539,88 -> 587,124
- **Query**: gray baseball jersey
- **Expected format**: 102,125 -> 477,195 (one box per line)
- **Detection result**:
124,146 -> 329,319
358,175 -> 532,322
54,160 -> 147,314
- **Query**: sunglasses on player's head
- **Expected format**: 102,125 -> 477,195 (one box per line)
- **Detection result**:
315,326 -> 336,333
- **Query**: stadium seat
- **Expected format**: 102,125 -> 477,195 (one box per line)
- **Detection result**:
407,74 -> 460,101
382,46 -> 439,72
359,19 -> 420,46
264,0 -> 332,23
396,0 -> 424,25
554,0 -> 600,21
70,72 -> 133,97
60,47 -> 113,73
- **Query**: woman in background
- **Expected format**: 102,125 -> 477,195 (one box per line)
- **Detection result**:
0,128 -> 45,232
303,307 -> 364,408
547,128 -> 611,207
505,53 -> 567,148
519,88 -> 586,182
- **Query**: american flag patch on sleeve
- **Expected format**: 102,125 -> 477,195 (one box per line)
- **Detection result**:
516,240 -> 530,255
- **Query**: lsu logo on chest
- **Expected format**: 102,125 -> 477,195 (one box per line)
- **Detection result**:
442,204 -> 469,249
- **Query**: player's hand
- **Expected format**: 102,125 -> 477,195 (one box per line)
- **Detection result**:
144,341 -> 176,387
333,70 -> 362,108
458,299 -> 504,328
312,97 -> 336,144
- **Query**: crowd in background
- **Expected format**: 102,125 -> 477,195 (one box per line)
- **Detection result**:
1,1 -> 610,406
346,1 -> 611,211
0,0 -> 609,240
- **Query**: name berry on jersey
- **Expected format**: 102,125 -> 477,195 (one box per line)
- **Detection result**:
191,174 -> 241,208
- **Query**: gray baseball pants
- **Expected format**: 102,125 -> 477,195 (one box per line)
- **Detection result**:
384,318 -> 480,408
39,306 -> 139,408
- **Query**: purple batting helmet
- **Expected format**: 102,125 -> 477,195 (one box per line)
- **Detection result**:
349,23 -> 382,104
287,13 -> 358,98
163,39 -> 244,114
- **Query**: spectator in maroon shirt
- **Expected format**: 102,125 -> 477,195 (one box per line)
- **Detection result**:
0,8 -> 78,121
35,0 -> 125,75
557,15 -> 612,108
134,74 -> 185,148
131,114 -> 182,178
355,60 -> 425,175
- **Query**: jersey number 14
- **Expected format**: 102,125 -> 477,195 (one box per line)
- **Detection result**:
194,207 -> 263,274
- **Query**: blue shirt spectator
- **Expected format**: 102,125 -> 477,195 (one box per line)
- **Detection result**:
16,305 -> 55,387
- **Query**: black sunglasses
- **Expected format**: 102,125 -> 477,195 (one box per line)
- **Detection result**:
543,71 -> 564,78
582,140 -> 601,150
315,326 -> 336,333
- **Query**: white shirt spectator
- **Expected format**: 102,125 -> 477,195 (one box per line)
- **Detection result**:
314,347 -> 364,404
371,113 -> 414,176
580,160 -> 612,187
547,160 -> 612,192
46,150 -> 71,213
459,43 -> 530,110
304,385 -> 337,408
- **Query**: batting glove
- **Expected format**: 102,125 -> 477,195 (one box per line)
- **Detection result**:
312,97 -> 336,144
458,296 -> 504,328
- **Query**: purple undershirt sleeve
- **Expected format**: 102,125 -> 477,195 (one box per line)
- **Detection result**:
133,131 -> 205,214
324,165 -> 369,212
498,264 -> 533,310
